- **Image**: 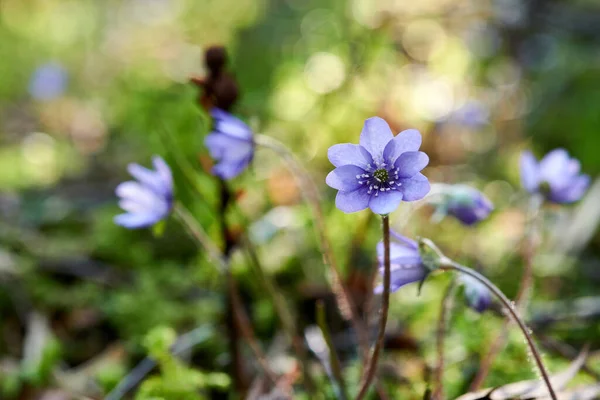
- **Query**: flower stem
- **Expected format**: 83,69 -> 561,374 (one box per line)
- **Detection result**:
173,203 -> 278,385
470,194 -> 542,390
433,278 -> 458,400
420,239 -> 557,400
254,136 -> 369,352
355,215 -> 391,400
255,135 -> 388,399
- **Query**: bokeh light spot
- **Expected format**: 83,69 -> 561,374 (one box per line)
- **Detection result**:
304,52 -> 346,94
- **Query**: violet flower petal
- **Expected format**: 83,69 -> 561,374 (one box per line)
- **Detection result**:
398,173 -> 430,201
382,129 -> 422,165
374,265 -> 427,293
114,212 -> 162,229
395,151 -> 429,178
359,117 -> 393,162
326,165 -> 367,191
327,143 -> 374,169
335,187 -> 371,213
368,190 -> 403,215
550,174 -> 590,203
520,151 -> 540,192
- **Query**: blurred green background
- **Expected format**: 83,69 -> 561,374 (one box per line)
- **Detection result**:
1,0 -> 599,398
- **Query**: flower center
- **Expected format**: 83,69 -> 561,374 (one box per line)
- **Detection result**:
539,181 -> 551,196
355,162 -> 402,196
373,168 -> 389,183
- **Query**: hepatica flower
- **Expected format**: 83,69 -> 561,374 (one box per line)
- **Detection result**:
114,156 -> 173,229
451,100 -> 489,128
326,117 -> 430,214
433,184 -> 493,226
204,108 -> 254,180
460,275 -> 492,313
29,63 -> 68,101
520,149 -> 590,203
374,230 -> 427,294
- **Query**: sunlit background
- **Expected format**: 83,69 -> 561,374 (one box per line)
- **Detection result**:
1,0 -> 600,398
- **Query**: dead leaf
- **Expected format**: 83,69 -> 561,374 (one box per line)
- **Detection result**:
536,383 -> 600,400
455,347 -> 588,400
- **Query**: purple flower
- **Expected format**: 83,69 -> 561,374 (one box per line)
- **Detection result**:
451,100 -> 489,128
29,63 -> 68,101
439,185 -> 493,226
374,230 -> 427,294
460,275 -> 492,313
204,108 -> 254,180
114,156 -> 174,229
326,117 -> 430,215
520,149 -> 590,204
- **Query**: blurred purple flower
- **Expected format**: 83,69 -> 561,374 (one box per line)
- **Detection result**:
451,101 -> 489,128
440,185 -> 493,226
326,117 -> 430,215
520,149 -> 590,203
374,230 -> 426,294
28,63 -> 68,101
460,275 -> 492,313
114,156 -> 173,229
204,108 -> 254,180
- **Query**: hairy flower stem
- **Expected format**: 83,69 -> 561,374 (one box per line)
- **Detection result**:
355,215 -> 391,400
256,135 -> 388,399
470,194 -> 542,390
420,239 -> 558,400
174,204 -> 278,385
254,136 -> 369,350
433,279 -> 458,400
